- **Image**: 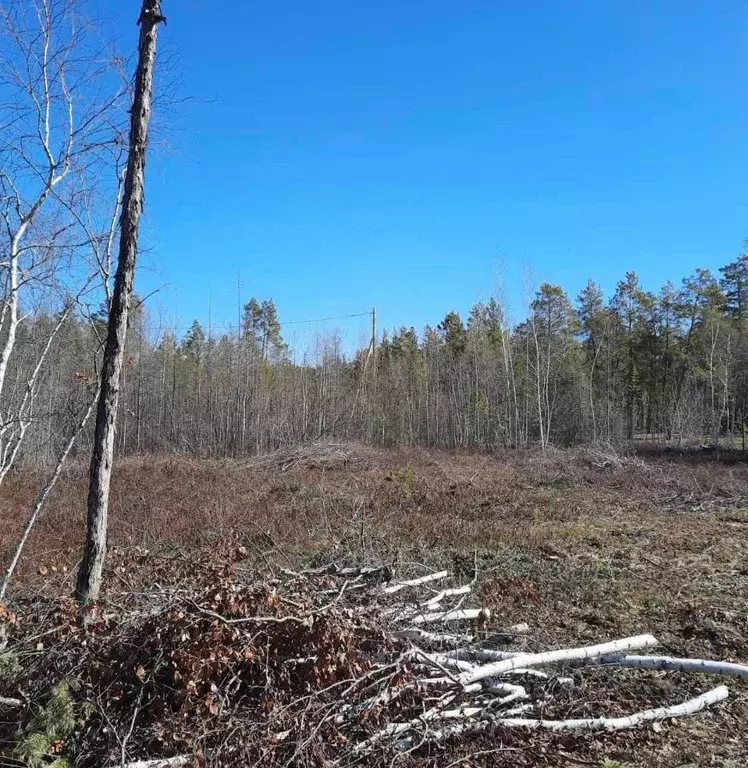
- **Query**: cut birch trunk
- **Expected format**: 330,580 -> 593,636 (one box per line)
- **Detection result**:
436,705 -> 483,719
383,570 -> 449,594
461,681 -> 528,699
494,685 -> 728,731
0,695 -> 22,708
610,655 -> 748,680
506,669 -> 549,679
353,693 -> 457,753
447,648 -> 519,662
484,683 -> 528,705
423,585 -> 472,607
392,628 -> 469,644
422,652 -> 475,673
396,704 -> 536,748
459,634 -> 659,685
120,757 -> 192,768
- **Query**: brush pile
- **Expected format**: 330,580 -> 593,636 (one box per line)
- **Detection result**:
244,440 -> 384,473
1,545 -> 746,767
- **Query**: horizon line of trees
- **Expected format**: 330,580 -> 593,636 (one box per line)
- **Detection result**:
6,251 -> 748,463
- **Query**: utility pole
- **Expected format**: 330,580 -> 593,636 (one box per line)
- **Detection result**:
76,0 -> 165,615
371,307 -> 377,356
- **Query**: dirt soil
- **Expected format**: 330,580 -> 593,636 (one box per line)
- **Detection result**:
1,443 -> 747,766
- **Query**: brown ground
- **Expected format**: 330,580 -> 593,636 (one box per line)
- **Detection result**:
1,443 -> 747,766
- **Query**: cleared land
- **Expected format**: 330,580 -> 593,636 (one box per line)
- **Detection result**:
1,444 -> 747,766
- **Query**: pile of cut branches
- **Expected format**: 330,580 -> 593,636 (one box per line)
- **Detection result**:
0,545 -> 745,767
244,440 -> 383,473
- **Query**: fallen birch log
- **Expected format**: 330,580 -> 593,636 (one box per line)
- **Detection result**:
423,585 -> 472,607
437,705 -> 484,719
459,634 -> 659,685
484,683 -> 528,705
396,704 -> 536,748
610,655 -> 748,680
120,757 -> 193,768
422,652 -> 475,673
493,685 -> 728,731
0,695 -> 23,708
506,668 -> 549,679
384,570 -> 449,594
461,680 -> 528,699
392,628 -> 469,644
447,648 -> 518,662
353,693 -> 457,753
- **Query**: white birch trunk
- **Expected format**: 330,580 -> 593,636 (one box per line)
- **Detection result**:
459,634 -> 660,685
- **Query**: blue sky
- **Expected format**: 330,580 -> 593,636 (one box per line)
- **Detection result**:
95,0 -> 748,346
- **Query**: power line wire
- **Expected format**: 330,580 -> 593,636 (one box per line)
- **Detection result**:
162,311 -> 372,333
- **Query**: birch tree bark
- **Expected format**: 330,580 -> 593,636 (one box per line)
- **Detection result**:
0,0 -> 125,483
75,0 -> 165,612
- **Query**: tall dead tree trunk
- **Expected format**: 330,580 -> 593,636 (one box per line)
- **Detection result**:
75,0 -> 165,612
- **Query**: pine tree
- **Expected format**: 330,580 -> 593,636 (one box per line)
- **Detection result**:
438,311 -> 467,355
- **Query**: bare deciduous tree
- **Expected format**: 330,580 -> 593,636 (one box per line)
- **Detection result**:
76,0 -> 165,613
0,0 -> 127,483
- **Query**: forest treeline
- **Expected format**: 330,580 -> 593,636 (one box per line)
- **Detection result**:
6,255 -> 748,465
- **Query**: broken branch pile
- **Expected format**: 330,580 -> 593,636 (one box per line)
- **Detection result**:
0,546 -> 745,767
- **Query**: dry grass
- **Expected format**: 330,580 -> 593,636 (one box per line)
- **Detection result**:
1,443 -> 748,765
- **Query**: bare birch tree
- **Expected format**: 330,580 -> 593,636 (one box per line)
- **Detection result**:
76,0 -> 165,613
0,0 -> 126,482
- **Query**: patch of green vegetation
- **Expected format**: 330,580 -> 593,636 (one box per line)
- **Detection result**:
600,760 -> 629,768
0,650 -> 22,681
15,681 -> 88,768
392,463 -> 414,498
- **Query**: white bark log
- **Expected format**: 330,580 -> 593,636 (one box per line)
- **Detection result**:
383,570 -> 449,594
484,682 -> 528,702
447,648 -> 519,662
423,585 -> 472,607
459,634 -> 659,685
120,758 -> 192,768
353,693 -> 457,753
436,705 -> 483,719
0,695 -> 22,708
494,685 -> 728,731
611,655 -> 748,680
396,704 -> 535,748
501,703 -> 534,717
422,653 -> 475,673
505,668 -> 549,679
461,681 -> 528,700
392,628 -> 470,645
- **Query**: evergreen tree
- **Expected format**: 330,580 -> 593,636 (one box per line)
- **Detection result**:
438,311 -> 467,355
720,253 -> 748,322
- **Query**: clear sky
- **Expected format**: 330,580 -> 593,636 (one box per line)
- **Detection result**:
94,0 -> 748,346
